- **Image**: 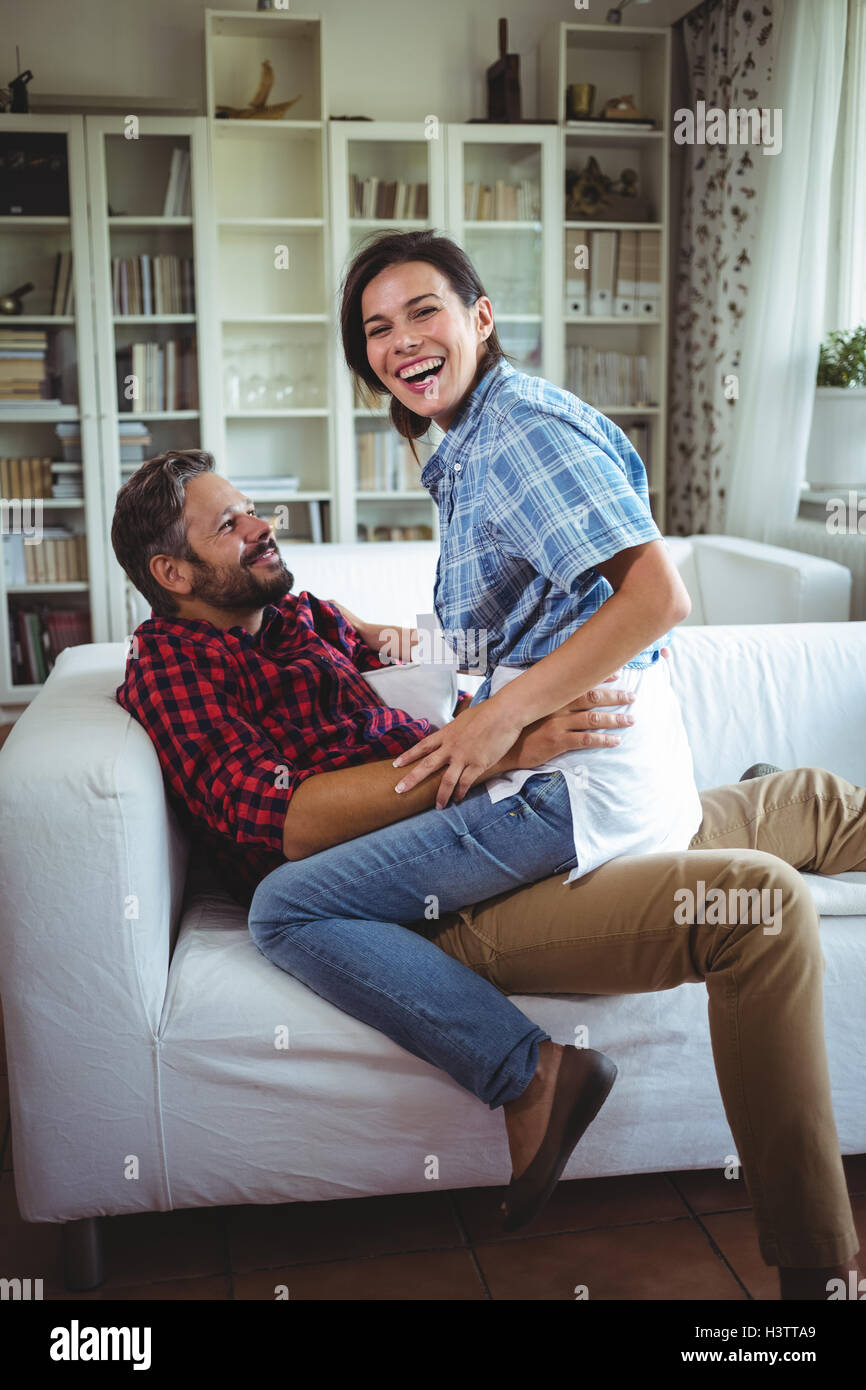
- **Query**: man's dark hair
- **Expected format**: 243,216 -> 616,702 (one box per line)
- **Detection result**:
339,228 -> 514,463
111,449 -> 215,619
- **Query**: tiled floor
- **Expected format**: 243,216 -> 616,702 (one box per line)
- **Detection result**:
1,997 -> 864,1301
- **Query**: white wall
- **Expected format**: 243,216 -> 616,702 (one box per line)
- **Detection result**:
1,0 -> 696,119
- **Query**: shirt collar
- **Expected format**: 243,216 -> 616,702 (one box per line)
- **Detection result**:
146,601 -> 285,645
421,357 -> 513,486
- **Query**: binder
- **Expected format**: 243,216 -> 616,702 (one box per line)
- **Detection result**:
614,230 -> 639,317
637,231 -> 662,319
589,231 -> 617,316
565,232 -> 588,315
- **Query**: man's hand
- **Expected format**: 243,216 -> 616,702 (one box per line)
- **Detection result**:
394,673 -> 636,808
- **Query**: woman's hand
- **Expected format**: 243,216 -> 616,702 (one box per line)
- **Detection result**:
394,698 -> 524,809
393,671 -> 633,809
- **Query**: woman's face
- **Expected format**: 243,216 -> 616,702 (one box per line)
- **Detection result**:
361,260 -> 494,431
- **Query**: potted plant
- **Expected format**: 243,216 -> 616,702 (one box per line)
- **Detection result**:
805,324 -> 866,489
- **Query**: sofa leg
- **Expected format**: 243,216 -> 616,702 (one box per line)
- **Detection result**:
62,1217 -> 104,1291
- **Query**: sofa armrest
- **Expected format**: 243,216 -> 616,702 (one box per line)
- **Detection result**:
688,534 -> 852,624
0,642 -> 188,1218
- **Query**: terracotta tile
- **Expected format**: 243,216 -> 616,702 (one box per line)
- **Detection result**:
227,1189 -> 462,1273
703,1193 -> 866,1301
48,1274 -> 231,1301
99,1206 -> 228,1290
475,1219 -> 746,1300
234,1247 -> 486,1300
843,1153 -> 866,1196
667,1166 -> 752,1214
1,1175 -> 230,1297
0,1172 -> 65,1293
453,1171 -> 689,1244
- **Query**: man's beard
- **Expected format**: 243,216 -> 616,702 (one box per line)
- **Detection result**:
184,548 -> 294,612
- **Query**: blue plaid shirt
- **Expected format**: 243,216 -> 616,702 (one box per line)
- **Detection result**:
420,358 -> 666,704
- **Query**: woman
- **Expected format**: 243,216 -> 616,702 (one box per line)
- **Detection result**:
249,229 -> 702,1232
341,227 -> 702,873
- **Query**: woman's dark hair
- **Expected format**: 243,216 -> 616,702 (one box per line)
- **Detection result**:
339,228 -> 514,462
111,449 -> 215,619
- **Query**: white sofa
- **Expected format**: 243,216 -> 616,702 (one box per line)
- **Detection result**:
1,545 -> 864,1292
121,533 -> 853,634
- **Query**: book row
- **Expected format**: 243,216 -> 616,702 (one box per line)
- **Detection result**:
356,430 -> 427,493
112,255 -> 196,316
565,229 -> 662,317
7,605 -> 91,685
566,348 -> 653,408
463,180 -> 540,221
3,530 -> 88,584
114,337 -> 199,412
348,176 -> 429,220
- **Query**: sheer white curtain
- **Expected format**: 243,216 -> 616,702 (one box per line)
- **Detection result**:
724,0 -> 849,541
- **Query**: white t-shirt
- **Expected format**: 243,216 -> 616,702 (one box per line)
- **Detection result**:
482,655 -> 703,883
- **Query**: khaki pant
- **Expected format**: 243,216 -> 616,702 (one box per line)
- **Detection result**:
426,768 -> 866,1268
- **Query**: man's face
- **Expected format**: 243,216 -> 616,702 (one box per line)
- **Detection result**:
155,473 -> 294,619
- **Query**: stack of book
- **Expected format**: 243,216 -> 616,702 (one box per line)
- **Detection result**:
57,420 -> 152,467
1,456 -> 53,497
463,180 -> 540,220
3,527 -> 88,584
348,176 -> 429,219
356,430 -> 427,492
357,523 -> 434,542
0,328 -> 48,402
49,252 -> 75,314
565,229 -> 661,318
566,348 -> 652,408
112,254 -> 195,315
8,606 -> 91,685
114,337 -> 198,412
162,148 -> 192,217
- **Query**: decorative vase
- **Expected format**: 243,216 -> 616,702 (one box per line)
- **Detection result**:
805,387 -> 866,489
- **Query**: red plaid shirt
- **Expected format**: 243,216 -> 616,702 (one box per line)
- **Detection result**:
115,591 -> 431,908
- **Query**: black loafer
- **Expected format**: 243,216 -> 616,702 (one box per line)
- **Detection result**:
501,1046 -> 617,1233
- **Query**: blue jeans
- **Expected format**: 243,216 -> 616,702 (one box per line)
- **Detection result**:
248,770 -> 578,1108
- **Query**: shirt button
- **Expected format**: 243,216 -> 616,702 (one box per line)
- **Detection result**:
454,463 -> 462,472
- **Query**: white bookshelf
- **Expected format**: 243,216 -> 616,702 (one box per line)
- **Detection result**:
204,9 -> 336,549
444,124 -> 561,387
329,120 -> 446,544
0,114 -> 105,704
539,22 -> 672,523
84,114 -> 219,641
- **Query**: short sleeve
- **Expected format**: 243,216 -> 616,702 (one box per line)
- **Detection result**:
127,640 -> 300,856
481,401 -> 662,592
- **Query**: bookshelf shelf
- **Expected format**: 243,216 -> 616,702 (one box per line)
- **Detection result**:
205,10 -> 334,548
565,315 -> 662,325
225,409 -> 329,419
540,21 -> 672,524
0,216 -> 70,227
349,218 -> 426,230
114,314 -> 197,324
217,218 -> 324,230
108,217 -> 193,228
6,582 -> 90,594
7,315 -> 76,324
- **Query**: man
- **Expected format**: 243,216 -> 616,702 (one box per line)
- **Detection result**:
112,450 -> 863,1301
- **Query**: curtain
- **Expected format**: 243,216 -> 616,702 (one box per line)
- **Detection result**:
724,0 -> 848,540
667,0 -> 778,535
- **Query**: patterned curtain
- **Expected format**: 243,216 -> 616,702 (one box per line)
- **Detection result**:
667,0 -> 777,535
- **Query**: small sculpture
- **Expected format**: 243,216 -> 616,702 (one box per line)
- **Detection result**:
0,281 -> 34,315
601,94 -> 645,121
215,60 -> 302,120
